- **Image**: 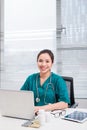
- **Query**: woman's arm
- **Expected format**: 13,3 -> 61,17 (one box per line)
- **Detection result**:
34,101 -> 68,113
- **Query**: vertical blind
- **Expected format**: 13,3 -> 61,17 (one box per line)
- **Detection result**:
56,0 -> 87,98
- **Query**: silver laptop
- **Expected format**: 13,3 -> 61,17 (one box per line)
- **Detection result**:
0,89 -> 35,120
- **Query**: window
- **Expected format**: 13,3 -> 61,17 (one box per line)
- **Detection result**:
56,0 -> 87,98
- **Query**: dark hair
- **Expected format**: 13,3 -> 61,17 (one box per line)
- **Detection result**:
37,49 -> 54,63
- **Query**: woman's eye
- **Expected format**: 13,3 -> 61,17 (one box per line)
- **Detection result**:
46,60 -> 49,63
38,59 -> 43,62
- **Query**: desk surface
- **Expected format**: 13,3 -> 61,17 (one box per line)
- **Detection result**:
0,108 -> 87,130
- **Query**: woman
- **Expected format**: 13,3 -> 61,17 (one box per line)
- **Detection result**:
20,49 -> 70,113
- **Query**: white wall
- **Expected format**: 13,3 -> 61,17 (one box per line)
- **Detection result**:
5,0 -> 56,32
4,0 -> 56,51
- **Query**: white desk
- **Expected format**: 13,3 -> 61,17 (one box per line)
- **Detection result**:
0,108 -> 87,130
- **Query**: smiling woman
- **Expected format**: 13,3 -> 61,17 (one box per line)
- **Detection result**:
20,49 -> 70,113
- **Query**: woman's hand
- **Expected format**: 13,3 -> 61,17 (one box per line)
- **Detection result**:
34,106 -> 43,114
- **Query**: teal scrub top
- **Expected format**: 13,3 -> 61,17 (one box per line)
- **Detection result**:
20,72 -> 70,106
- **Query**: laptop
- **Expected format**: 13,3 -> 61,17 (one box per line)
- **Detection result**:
0,89 -> 35,120
62,110 -> 87,123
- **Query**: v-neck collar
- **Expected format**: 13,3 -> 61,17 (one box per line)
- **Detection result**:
38,73 -> 52,87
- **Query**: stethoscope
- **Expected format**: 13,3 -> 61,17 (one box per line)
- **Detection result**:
35,73 -> 56,104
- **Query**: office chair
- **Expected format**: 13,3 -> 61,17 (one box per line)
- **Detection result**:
62,76 -> 78,108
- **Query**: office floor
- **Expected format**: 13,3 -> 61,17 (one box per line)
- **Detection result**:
76,99 -> 87,108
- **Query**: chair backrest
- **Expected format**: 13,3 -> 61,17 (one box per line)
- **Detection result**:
62,76 -> 78,108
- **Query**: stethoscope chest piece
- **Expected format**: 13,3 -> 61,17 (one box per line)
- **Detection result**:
36,97 -> 40,103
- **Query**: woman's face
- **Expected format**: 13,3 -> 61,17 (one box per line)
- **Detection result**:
37,53 -> 53,74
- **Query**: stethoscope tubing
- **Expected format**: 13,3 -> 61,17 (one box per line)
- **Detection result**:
35,73 -> 56,104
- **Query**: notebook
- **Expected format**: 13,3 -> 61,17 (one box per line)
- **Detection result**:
0,89 -> 35,120
62,110 -> 87,123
